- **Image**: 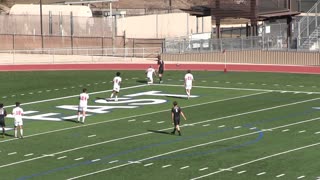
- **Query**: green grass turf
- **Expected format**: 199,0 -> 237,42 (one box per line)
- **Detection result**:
0,70 -> 319,180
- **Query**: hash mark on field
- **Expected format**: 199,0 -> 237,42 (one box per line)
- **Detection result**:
262,84 -> 267,86
282,129 -> 290,132
88,135 -> 96,138
54,89 -> 59,91
237,170 -> 246,174
162,164 -> 172,168
250,83 -> 255,85
297,175 -> 305,179
157,121 -> 165,124
312,86 -> 317,88
314,131 -> 320,134
276,174 -> 285,178
250,127 -> 257,130
46,90 -> 51,92
168,79 -> 172,81
57,156 -> 67,160
2,96 -> 6,98
225,82 -> 230,84
132,77 -> 138,80
144,163 -> 153,167
11,95 -> 15,97
21,94 -> 25,96
71,86 -> 75,88
299,85 -> 304,88
143,120 -> 151,123
109,160 -> 119,164
202,124 -> 210,127
24,153 -> 34,157
86,84 -> 91,86
213,81 -> 219,83
202,80 -> 207,83
91,159 -> 101,162
234,126 -> 242,129
102,82 -> 106,84
29,92 -> 33,95
74,157 -> 84,161
199,167 -> 209,171
274,84 -> 279,86
8,152 -> 17,155
257,172 -> 266,176
298,130 -> 306,133
237,82 -> 243,84
63,87 -> 67,90
180,166 -> 189,170
218,125 -> 225,128
128,119 -> 136,122
38,91 -> 42,93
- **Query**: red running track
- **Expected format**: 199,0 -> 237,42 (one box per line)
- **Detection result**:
0,63 -> 319,74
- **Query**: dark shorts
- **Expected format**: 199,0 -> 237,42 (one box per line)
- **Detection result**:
158,68 -> 164,74
0,119 -> 5,127
173,119 -> 180,126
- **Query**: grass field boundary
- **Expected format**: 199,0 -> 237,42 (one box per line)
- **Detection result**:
0,91 -> 269,143
155,84 -> 320,94
67,117 -> 320,180
2,95 -> 320,170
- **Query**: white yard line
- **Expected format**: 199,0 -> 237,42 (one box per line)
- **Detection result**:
276,174 -> 285,178
180,166 -> 190,170
237,170 -> 246,174
24,153 -> 34,157
57,156 -> 67,160
144,163 -> 153,167
155,84 -> 320,94
66,117 -> 320,180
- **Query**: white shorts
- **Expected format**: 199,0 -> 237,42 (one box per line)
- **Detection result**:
113,86 -> 120,92
185,84 -> 192,90
78,106 -> 87,112
147,76 -> 153,82
14,120 -> 23,126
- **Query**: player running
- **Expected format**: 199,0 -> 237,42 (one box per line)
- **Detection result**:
12,102 -> 24,138
78,88 -> 89,124
184,70 -> 194,99
157,55 -> 165,84
109,72 -> 122,101
146,66 -> 157,84
171,101 -> 187,136
0,103 -> 7,138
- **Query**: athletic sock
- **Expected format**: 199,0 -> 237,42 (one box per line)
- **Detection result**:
14,129 -> 17,137
115,95 -> 118,101
77,115 -> 80,121
82,116 -> 86,123
20,129 -> 23,137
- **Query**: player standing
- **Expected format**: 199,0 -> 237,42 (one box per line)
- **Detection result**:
146,65 -> 157,84
0,103 -> 7,138
184,70 -> 194,99
78,88 -> 89,124
157,55 -> 165,84
12,102 -> 24,138
109,72 -> 122,101
171,101 -> 187,136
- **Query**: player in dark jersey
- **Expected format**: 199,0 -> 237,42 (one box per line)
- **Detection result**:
171,101 -> 187,136
0,103 -> 7,138
157,55 -> 165,84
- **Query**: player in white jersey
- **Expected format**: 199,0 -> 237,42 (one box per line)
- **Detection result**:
78,88 -> 89,123
12,102 -> 24,138
109,72 -> 122,101
146,66 -> 157,84
184,70 -> 194,99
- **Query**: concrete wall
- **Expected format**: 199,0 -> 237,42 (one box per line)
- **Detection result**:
117,13 -> 212,38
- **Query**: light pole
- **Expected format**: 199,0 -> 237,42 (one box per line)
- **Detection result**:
40,0 -> 44,49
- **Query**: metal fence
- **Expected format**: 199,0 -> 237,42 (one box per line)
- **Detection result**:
163,36 -> 320,53
0,47 -> 162,64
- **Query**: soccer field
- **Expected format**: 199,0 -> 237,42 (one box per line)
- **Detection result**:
0,70 -> 320,180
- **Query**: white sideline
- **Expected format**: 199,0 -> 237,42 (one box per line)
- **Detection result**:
154,84 -> 320,94
67,117 -> 320,180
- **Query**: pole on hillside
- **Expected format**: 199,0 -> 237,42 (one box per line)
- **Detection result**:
223,49 -> 227,73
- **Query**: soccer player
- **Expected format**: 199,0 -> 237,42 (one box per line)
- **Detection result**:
146,65 -> 157,84
184,69 -> 194,99
12,102 -> 24,138
78,88 -> 89,123
157,55 -> 165,83
109,72 -> 122,101
171,101 -> 187,136
0,103 -> 7,138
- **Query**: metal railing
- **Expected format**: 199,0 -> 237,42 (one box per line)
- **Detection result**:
164,36 -> 320,53
0,47 -> 162,64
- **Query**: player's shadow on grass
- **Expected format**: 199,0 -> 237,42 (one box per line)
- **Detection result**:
165,95 -> 187,99
148,130 -> 171,135
3,133 -> 14,138
136,80 -> 148,84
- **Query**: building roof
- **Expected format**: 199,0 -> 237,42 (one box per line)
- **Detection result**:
9,4 -> 93,17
